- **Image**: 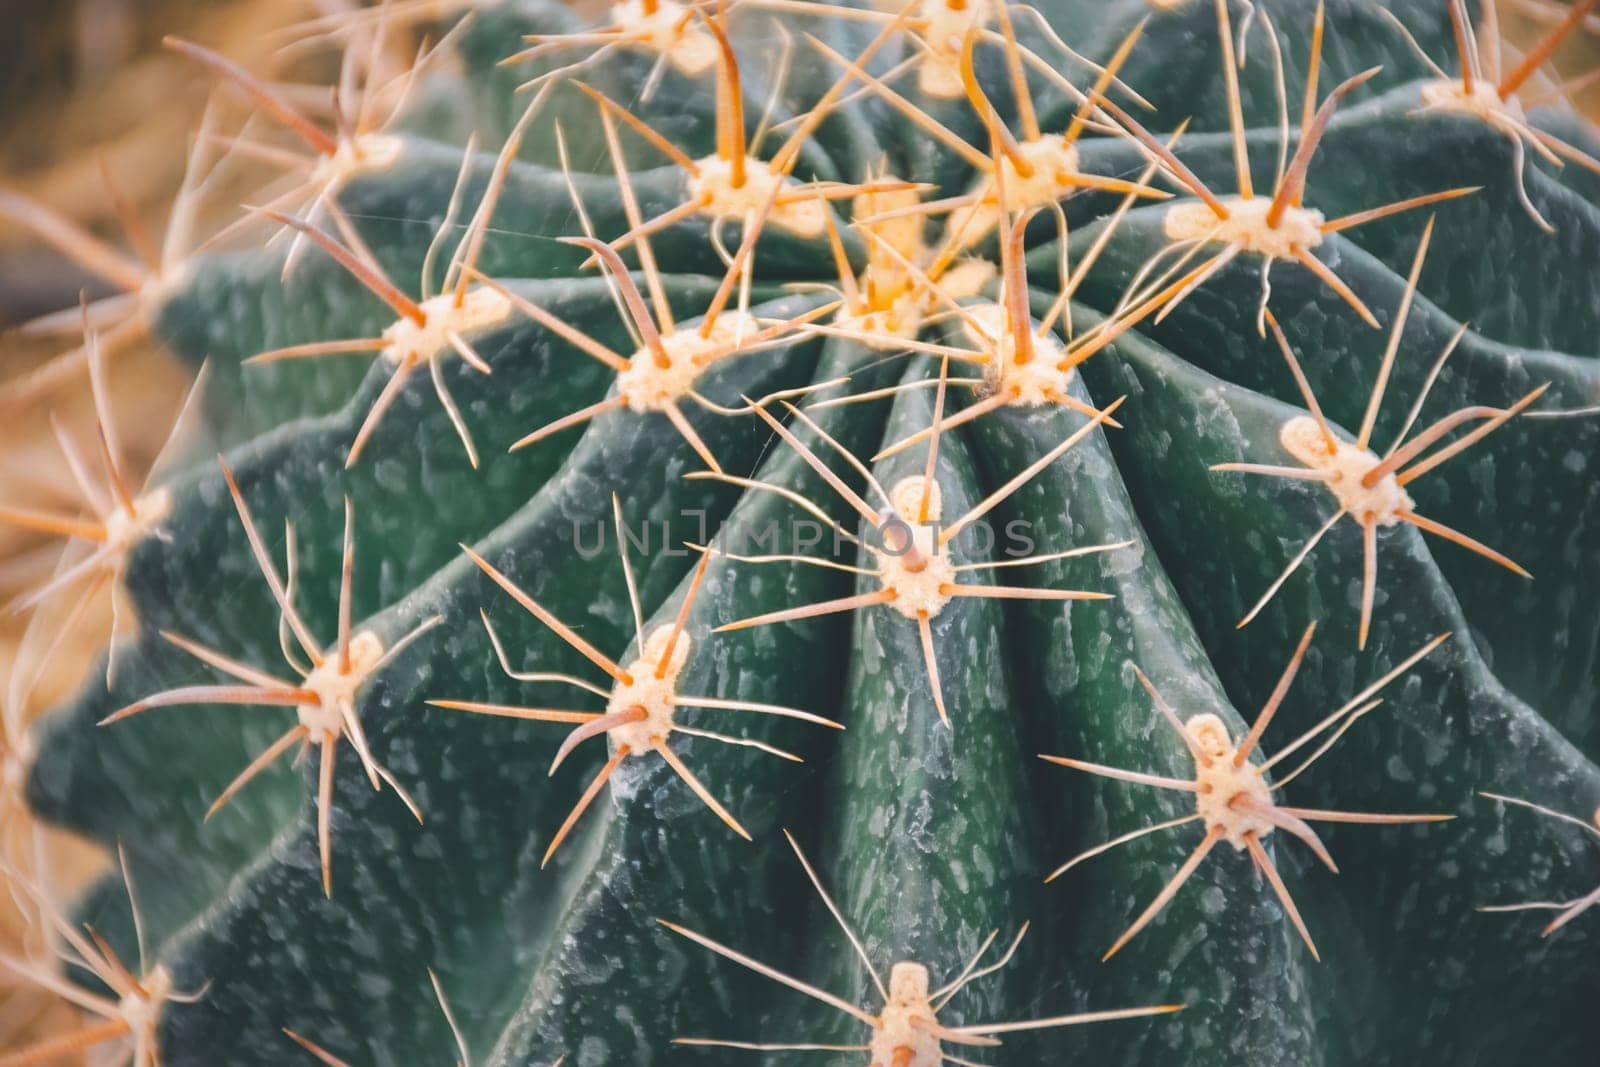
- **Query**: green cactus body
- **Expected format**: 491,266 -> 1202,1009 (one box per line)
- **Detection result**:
12,1 -> 1600,1065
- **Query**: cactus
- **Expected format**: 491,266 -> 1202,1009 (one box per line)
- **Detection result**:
5,0 -> 1600,1064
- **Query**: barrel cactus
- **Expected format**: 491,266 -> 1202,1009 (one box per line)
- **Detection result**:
5,0 -> 1600,1064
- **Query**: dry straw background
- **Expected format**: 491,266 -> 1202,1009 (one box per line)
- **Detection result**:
0,0 -> 1594,1060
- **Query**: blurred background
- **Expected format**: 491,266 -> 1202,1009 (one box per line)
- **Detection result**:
0,0 -> 1595,1059
0,2 -> 450,1056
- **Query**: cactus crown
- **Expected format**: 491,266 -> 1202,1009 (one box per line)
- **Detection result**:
4,1 -> 1600,1065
